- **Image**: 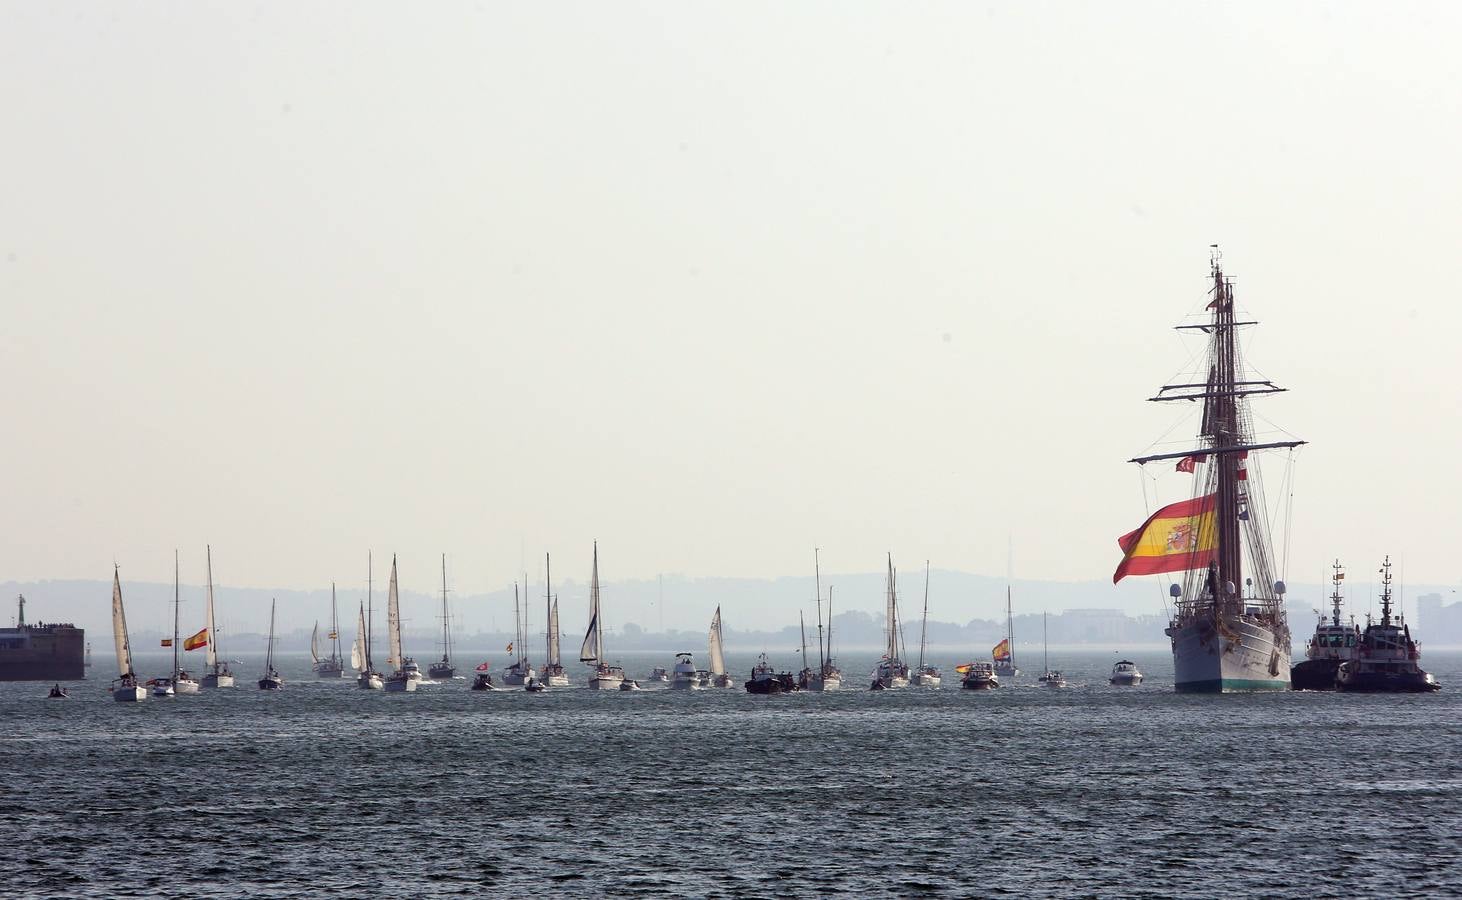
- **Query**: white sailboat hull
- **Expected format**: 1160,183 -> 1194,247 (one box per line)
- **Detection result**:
358,673 -> 384,690
384,675 -> 417,692
910,673 -> 941,687
113,685 -> 147,702
588,673 -> 625,690
174,679 -> 200,694
543,673 -> 570,687
201,673 -> 234,689
1168,615 -> 1291,693
814,674 -> 842,692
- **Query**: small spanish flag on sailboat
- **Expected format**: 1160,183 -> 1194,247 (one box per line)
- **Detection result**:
183,628 -> 209,651
160,638 -> 173,647
991,638 -> 1012,661
1112,493 -> 1218,583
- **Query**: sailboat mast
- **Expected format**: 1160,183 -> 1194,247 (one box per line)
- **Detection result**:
917,560 -> 930,671
593,542 -> 603,663
826,587 -> 834,664
513,582 -> 522,664
885,554 -> 897,661
1006,587 -> 1016,669
544,553 -> 553,665
1043,611 -> 1049,673
205,545 -> 219,670
172,550 -> 181,681
440,554 -> 451,663
366,551 -> 374,670
800,611 -> 808,673
814,548 -> 826,676
331,582 -> 341,663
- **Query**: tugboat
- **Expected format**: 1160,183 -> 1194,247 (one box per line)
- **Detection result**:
745,653 -> 794,694
1336,557 -> 1440,693
959,660 -> 999,690
1291,560 -> 1360,691
1109,660 -> 1144,686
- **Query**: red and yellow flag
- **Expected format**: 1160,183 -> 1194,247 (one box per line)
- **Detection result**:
183,628 -> 209,651
954,663 -> 974,675
1112,493 -> 1218,583
160,638 -> 173,647
991,638 -> 1011,661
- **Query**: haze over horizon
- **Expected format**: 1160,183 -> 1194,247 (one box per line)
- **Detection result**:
5,5 -> 1460,599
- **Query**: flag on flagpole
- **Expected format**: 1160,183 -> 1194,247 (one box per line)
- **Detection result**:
506,642 -> 513,654
160,638 -> 173,647
1112,494 -> 1219,583
182,628 -> 208,651
1175,454 -> 1207,473
475,662 -> 491,672
954,663 -> 974,675
991,638 -> 1012,661
327,631 -> 338,640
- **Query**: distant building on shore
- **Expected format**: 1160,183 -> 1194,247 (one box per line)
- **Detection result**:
1417,593 -> 1462,644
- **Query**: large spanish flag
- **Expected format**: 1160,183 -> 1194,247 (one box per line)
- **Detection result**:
183,628 -> 209,651
991,638 -> 1012,661
1112,493 -> 1218,583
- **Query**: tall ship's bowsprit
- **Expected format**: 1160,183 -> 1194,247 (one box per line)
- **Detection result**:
1290,560 -> 1359,691
1117,250 -> 1304,692
1336,557 -> 1440,693
0,594 -> 85,681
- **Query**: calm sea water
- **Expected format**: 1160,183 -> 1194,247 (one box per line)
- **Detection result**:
3,648 -> 1458,898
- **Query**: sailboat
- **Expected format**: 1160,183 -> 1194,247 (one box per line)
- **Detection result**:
156,551 -> 200,696
313,584 -> 346,677
1037,612 -> 1065,688
540,554 -> 568,686
502,582 -> 535,685
910,561 -> 941,687
803,549 -> 842,691
871,554 -> 910,690
199,545 -> 234,688
992,588 -> 1019,678
1117,249 -> 1300,692
705,605 -> 734,688
383,555 -> 419,692
796,611 -> 814,690
428,555 -> 455,679
357,553 -> 384,689
110,566 -> 146,702
258,598 -> 283,690
580,542 -> 625,690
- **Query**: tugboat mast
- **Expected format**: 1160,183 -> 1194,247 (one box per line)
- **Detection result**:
1378,556 -> 1394,627
1330,560 -> 1345,628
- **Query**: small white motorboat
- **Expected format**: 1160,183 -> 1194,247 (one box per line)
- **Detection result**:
1110,660 -> 1143,686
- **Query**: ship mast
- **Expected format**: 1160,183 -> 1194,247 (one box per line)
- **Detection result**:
1379,556 -> 1394,627
813,548 -> 826,677
1330,560 -> 1345,627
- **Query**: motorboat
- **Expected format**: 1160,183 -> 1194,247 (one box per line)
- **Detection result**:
619,679 -> 642,692
745,653 -> 794,694
524,675 -> 547,692
670,652 -> 704,690
959,661 -> 999,690
1109,660 -> 1143,686
1336,557 -> 1441,693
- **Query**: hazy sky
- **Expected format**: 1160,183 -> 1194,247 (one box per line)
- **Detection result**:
4,2 -> 1460,615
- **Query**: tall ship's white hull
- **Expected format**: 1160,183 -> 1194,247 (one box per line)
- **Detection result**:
1168,616 -> 1290,693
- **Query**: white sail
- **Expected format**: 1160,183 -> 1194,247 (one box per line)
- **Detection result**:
548,596 -> 561,666
387,556 -> 403,670
204,546 -> 219,668
708,606 -> 726,677
579,543 -> 603,664
310,621 -> 320,663
111,567 -> 133,677
353,603 -> 367,673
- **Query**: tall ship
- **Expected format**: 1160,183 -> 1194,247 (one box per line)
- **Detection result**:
871,554 -> 909,690
428,555 -> 455,680
1116,250 -> 1301,692
109,566 -> 146,701
1336,557 -> 1441,693
909,561 -> 941,687
383,555 -> 419,692
1290,560 -> 1360,691
312,583 -> 347,678
992,587 -> 1019,678
199,545 -> 234,688
540,553 -> 568,686
704,605 -> 734,688
579,542 -> 625,690
0,595 -> 84,681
